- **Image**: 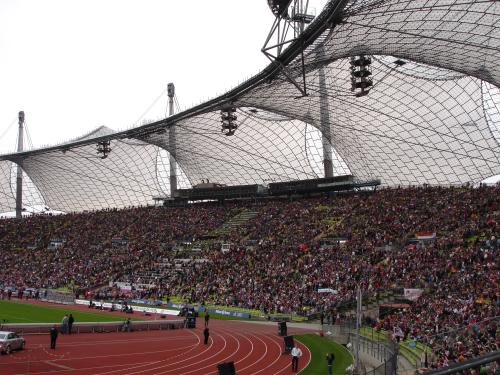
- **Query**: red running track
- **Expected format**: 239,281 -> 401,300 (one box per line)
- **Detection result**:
0,319 -> 314,375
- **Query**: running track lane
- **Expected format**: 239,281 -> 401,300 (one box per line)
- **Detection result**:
1,319 -> 313,375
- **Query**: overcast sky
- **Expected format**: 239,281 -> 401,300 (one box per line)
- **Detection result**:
0,0 -> 328,153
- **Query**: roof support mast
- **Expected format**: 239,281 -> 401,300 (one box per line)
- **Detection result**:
262,0 -> 315,97
263,1 -> 333,177
168,83 -> 177,197
15,111 -> 24,219
319,54 -> 333,178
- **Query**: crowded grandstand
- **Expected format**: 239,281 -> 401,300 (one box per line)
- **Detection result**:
1,185 -> 498,370
1,0 -> 500,373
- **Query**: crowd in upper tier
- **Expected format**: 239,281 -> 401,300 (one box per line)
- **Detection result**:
0,185 -> 498,369
0,203 -> 235,288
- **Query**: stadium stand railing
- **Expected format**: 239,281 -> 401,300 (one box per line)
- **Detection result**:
323,321 -> 398,375
175,184 -> 265,201
41,289 -> 75,305
0,319 -> 185,334
422,350 -> 500,374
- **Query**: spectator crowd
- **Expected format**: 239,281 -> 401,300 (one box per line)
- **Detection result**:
0,185 -> 498,369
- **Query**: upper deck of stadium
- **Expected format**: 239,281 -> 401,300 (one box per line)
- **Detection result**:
0,0 -> 499,213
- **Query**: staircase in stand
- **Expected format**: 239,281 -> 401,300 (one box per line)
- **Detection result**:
341,289 -> 403,319
211,209 -> 260,237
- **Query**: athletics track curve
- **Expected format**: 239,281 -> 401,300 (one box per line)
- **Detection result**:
0,319 -> 314,374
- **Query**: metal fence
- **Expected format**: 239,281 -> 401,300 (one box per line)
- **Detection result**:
40,288 -> 75,304
423,350 -> 500,374
1,319 -> 185,334
323,322 -> 398,375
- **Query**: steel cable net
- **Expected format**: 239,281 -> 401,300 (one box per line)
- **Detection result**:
0,160 -> 16,212
141,108 -> 348,186
0,161 -> 16,213
309,0 -> 500,86
0,161 -> 45,214
6,131 -> 167,213
0,126 -> 193,212
241,56 -> 499,185
0,0 -> 498,212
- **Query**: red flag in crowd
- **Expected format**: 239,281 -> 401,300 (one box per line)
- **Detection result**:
298,243 -> 309,253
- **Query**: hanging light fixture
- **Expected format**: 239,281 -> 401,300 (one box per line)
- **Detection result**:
97,140 -> 112,159
220,105 -> 238,136
350,55 -> 372,97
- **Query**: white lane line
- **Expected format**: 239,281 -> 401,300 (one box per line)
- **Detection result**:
297,339 -> 312,374
153,331 -> 227,375
15,331 -> 201,375
205,330 -> 256,375
274,338 -> 311,374
16,361 -> 159,375
101,329 -> 212,375
94,329 -> 202,375
252,333 -> 284,375
44,360 -> 74,370
236,332 -> 269,374
57,335 -> 192,347
229,331 -> 254,368
182,328 -> 241,375
7,341 -> 198,365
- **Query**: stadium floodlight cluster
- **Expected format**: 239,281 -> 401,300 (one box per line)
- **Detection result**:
0,0 -> 499,213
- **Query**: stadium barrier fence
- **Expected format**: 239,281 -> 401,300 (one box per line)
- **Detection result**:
422,350 -> 500,374
0,319 -> 185,334
40,288 -> 75,305
323,322 -> 398,375
74,299 -> 180,316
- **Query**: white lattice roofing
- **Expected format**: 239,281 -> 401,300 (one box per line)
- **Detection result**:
0,0 -> 499,212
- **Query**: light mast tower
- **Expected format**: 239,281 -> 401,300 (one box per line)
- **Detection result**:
15,111 -> 25,219
167,83 -> 177,197
262,1 -> 334,177
262,0 -> 315,96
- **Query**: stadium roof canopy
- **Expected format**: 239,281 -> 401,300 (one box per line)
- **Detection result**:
1,0 -> 499,213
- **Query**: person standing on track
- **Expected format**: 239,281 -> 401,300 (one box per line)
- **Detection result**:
326,352 -> 335,375
61,314 -> 69,334
68,314 -> 75,335
291,345 -> 303,372
203,327 -> 210,345
50,325 -> 58,349
204,312 -> 210,327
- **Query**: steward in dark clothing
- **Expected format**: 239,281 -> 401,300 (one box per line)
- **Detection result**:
203,327 -> 209,345
68,314 -> 75,335
50,326 -> 58,349
326,352 -> 335,375
204,313 -> 210,327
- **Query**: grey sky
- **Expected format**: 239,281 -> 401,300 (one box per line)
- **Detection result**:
0,0 -> 327,153
1,1 -> 497,186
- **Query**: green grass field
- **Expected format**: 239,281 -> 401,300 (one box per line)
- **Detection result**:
295,333 -> 353,375
2,300 -> 355,373
0,300 -> 136,324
